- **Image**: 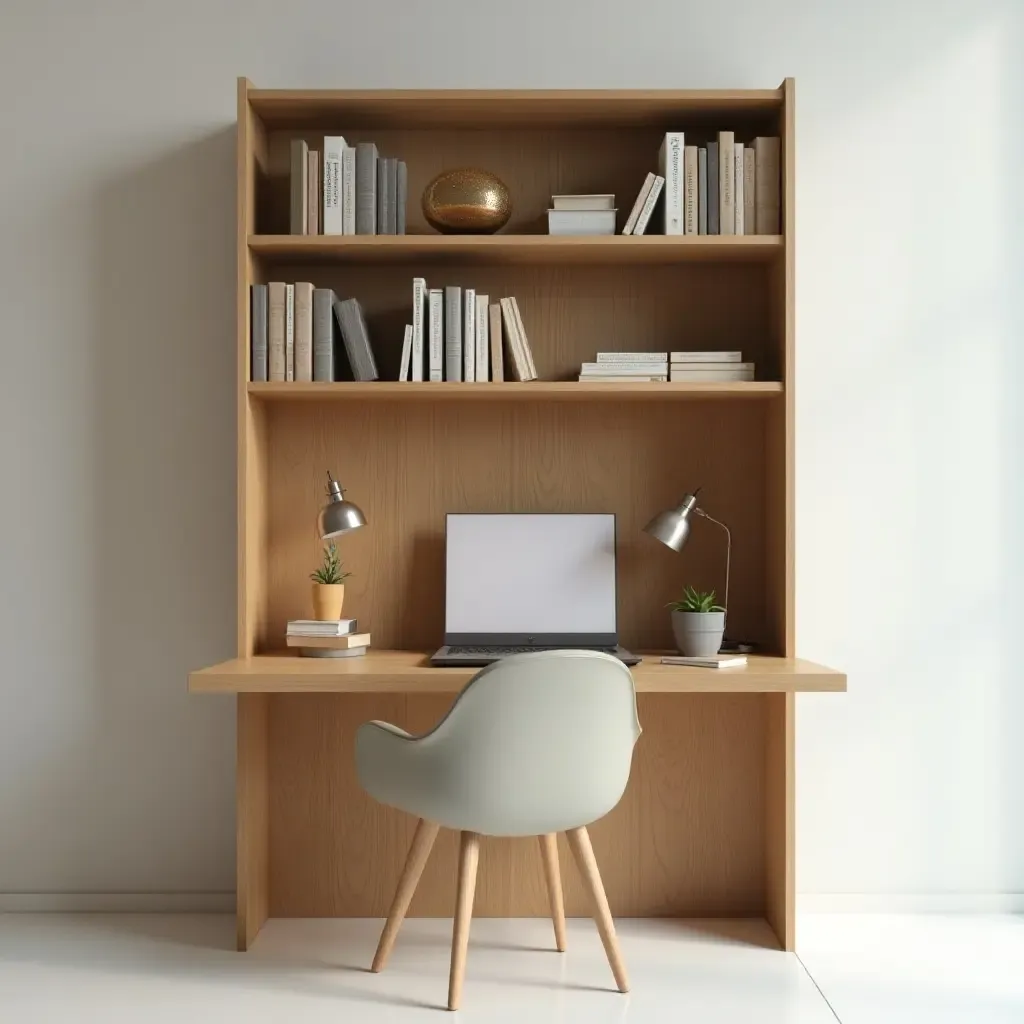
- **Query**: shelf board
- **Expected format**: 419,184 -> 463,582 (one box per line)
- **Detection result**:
249,234 -> 783,266
190,651 -> 846,695
247,381 -> 782,402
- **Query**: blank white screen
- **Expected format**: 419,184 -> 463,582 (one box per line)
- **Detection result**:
445,514 -> 617,634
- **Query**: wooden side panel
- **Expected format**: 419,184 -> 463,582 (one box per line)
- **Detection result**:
765,691 -> 794,949
268,693 -> 767,918
237,692 -> 270,950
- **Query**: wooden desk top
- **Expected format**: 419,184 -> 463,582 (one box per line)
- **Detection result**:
189,650 -> 846,694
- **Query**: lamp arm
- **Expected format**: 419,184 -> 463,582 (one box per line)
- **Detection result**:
695,509 -> 731,625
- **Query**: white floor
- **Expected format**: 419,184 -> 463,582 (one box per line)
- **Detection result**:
0,913 -> 1021,1022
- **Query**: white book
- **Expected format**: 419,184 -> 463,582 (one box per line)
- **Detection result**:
444,286 -> 462,382
552,194 -> 615,211
287,618 -> 358,636
660,655 -> 747,669
322,136 -> 346,234
658,133 -> 684,235
669,351 -> 742,362
633,175 -> 665,236
341,147 -> 356,235
285,283 -> 295,381
622,173 -> 656,235
581,362 -> 668,374
411,278 -> 426,382
547,209 -> 616,235
597,351 -> 668,362
719,131 -> 735,235
697,148 -> 708,235
669,366 -> 754,382
734,142 -> 745,235
463,289 -> 476,383
475,293 -> 489,382
579,375 -> 667,383
683,146 -> 698,235
499,298 -> 528,381
428,289 -> 443,382
293,281 -> 314,382
670,361 -> 754,371
398,324 -> 413,381
509,297 -> 537,380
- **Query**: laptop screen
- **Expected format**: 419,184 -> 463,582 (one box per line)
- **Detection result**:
444,513 -> 617,643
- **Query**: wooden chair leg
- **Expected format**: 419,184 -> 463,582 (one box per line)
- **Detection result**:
447,830 -> 480,1011
371,818 -> 439,972
566,825 -> 629,993
538,833 -> 567,952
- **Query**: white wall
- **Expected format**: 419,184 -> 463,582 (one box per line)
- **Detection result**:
1,0 -> 1021,904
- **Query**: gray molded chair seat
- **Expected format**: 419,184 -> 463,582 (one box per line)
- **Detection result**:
355,649 -> 642,1010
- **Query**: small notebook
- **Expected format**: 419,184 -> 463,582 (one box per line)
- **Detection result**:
286,619 -> 358,636
660,655 -> 748,669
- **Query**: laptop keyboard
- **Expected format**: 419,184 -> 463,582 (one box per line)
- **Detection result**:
447,646 -> 616,656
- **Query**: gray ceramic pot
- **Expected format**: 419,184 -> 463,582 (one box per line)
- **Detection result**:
671,610 -> 726,657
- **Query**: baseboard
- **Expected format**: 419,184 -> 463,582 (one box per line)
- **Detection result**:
0,892 -> 235,913
798,893 -> 1024,913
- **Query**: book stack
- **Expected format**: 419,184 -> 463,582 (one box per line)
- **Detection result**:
669,352 -> 754,382
578,352 -> 668,383
286,618 -> 370,657
249,284 -> 378,382
291,138 -> 407,236
547,194 -> 616,235
399,280 -> 537,383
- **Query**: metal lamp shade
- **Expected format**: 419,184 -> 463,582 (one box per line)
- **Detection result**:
643,493 -> 699,552
318,477 -> 367,539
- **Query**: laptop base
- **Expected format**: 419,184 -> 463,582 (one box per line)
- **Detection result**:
430,645 -> 641,668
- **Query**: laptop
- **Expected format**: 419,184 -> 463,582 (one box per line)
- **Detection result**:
430,513 -> 640,667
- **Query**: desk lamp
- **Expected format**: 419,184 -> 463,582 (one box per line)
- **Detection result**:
318,471 -> 367,539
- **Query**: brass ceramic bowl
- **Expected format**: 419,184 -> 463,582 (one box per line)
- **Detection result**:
422,168 -> 512,234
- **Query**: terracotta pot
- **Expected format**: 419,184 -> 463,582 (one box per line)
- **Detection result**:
311,583 -> 345,621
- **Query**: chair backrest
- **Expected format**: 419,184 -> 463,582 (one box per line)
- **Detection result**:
418,650 -> 641,836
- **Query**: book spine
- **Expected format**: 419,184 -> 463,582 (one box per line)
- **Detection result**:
396,161 -> 407,235
596,351 -> 668,362
267,282 -> 285,381
387,159 -> 398,233
683,146 -> 698,235
489,303 -> 504,382
398,324 -> 412,381
499,298 -> 526,381
718,132 -> 735,235
444,286 -> 462,382
341,147 -> 356,235
754,136 -> 781,234
669,351 -> 742,362
659,133 -> 684,235
377,159 -> 389,235
509,297 -> 537,380
579,375 -> 668,383
475,293 -> 489,382
334,298 -> 378,381
707,142 -> 720,234
633,175 -> 664,236
322,137 -> 345,235
669,367 -> 754,382
622,172 -> 655,236
733,143 -> 745,235
428,290 -> 443,381
463,289 -> 475,383
250,285 -> 268,382
285,283 -> 295,381
293,282 -> 314,381
743,148 -> 756,236
290,140 -> 308,235
355,142 -> 378,235
581,362 -> 669,372
312,288 -> 335,382
697,149 -> 708,235
307,158 -> 320,235
411,277 -> 426,382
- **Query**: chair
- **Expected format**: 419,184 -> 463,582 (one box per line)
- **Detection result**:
355,649 -> 642,1010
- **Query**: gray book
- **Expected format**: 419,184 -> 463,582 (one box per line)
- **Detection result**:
332,297 -> 379,381
444,285 -> 462,381
396,161 -> 407,234
697,148 -> 708,236
250,284 -> 267,382
355,142 -> 378,235
312,288 -> 336,382
377,157 -> 398,234
290,139 -> 309,235
707,141 -> 720,235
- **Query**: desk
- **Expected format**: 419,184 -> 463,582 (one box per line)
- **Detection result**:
191,651 -> 845,951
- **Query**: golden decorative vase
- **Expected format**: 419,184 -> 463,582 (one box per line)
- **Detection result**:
422,168 -> 512,234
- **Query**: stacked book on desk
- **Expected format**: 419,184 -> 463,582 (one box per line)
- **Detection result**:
578,352 -> 668,383
286,619 -> 370,657
669,351 -> 754,382
547,194 -> 617,235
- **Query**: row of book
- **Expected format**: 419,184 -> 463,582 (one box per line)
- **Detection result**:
286,618 -> 370,656
290,138 -> 407,236
578,351 -> 755,383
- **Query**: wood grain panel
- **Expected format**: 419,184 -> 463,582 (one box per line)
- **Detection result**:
765,691 -> 795,950
268,692 -> 767,918
237,692 -> 269,949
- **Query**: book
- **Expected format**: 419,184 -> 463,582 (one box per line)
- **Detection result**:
671,361 -> 753,372
322,136 -> 346,234
398,324 -> 412,381
428,289 -> 443,381
660,655 -> 747,669
597,351 -> 668,362
669,351 -> 742,362
718,131 -> 735,235
547,209 -> 616,235
290,139 -> 308,234
754,136 -> 781,234
707,141 -> 720,234
509,297 -> 537,380
377,156 -> 398,234
293,282 -> 314,381
697,149 -> 708,236
475,294 -> 489,382
489,303 -> 504,382
332,297 -> 379,381
250,284 -> 267,382
298,646 -> 367,658
287,618 -> 358,635
285,283 -> 295,380
268,282 -> 286,381
312,288 -> 336,382
286,632 -> 371,650
396,161 -> 407,234
411,277 -> 427,382
463,289 -> 476,382
444,286 -> 462,382
658,133 -> 684,235
733,143 -> 745,235
499,298 -> 528,381
683,145 -> 698,235
552,194 -> 615,211
355,142 -> 378,235
581,362 -> 668,375
341,146 -> 356,234
743,148 -> 756,236
306,157 -> 320,235
579,375 -> 667,383
669,366 -> 754,382
622,173 -> 656,236
633,175 -> 664,236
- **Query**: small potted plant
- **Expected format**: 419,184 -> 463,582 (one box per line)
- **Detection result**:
668,586 -> 726,657
309,541 -> 351,621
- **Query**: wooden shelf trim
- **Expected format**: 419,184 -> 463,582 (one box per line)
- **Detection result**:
189,651 -> 846,694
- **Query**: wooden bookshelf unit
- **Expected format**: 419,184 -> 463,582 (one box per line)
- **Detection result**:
190,79 -> 845,954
